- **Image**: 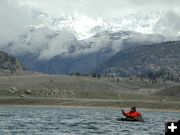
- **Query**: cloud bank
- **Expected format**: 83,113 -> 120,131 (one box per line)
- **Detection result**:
17,0 -> 180,17
0,0 -> 180,60
0,0 -> 42,44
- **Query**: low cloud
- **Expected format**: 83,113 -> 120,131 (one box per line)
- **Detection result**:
153,11 -> 180,37
17,0 -> 180,17
1,0 -> 180,60
0,0 -> 40,44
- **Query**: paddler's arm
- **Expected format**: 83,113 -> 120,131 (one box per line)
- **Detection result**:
121,109 -> 127,116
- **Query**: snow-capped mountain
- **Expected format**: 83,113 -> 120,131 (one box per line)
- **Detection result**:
2,10 -> 180,74
3,10 -> 179,60
33,10 -> 180,40
36,13 -> 108,40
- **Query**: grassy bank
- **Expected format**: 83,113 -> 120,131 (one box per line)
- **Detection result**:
0,75 -> 179,110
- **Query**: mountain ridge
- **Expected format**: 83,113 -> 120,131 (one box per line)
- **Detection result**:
96,41 -> 180,82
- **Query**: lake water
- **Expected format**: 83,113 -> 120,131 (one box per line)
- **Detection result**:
0,106 -> 179,135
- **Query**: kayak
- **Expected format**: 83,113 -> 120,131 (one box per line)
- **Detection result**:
117,117 -> 144,122
116,117 -> 144,122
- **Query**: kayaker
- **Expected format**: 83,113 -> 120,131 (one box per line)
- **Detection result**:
121,106 -> 142,119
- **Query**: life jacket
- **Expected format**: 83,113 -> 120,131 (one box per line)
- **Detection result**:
125,111 -> 142,118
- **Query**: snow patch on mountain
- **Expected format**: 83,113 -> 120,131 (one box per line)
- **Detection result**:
37,13 -> 108,40
2,10 -> 180,60
31,10 -> 174,40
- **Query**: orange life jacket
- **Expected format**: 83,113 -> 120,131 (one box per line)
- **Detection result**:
125,111 -> 142,118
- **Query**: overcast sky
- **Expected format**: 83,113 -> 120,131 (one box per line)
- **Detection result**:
1,0 -> 180,58
1,0 -> 180,41
15,0 -> 180,17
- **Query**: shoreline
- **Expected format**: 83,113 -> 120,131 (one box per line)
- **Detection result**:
0,97 -> 180,112
1,105 -> 180,113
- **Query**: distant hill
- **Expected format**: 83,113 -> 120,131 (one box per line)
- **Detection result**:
96,41 -> 180,82
155,85 -> 180,97
16,30 -> 165,75
0,51 -> 23,75
17,47 -> 114,75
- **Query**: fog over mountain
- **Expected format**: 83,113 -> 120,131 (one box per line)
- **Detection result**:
1,0 -> 180,59
17,0 -> 180,17
0,0 -> 180,74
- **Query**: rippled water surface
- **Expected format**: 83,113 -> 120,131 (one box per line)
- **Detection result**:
0,106 -> 180,135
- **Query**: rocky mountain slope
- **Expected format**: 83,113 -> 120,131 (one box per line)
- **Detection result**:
96,41 -> 180,81
1,11 -> 180,76
0,51 -> 23,75
14,28 -> 166,75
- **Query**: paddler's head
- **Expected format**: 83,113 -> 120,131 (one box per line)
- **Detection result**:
130,106 -> 136,112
